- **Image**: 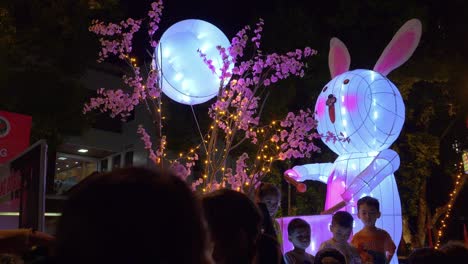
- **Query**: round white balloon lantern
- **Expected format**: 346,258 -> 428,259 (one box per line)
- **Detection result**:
155,19 -> 232,105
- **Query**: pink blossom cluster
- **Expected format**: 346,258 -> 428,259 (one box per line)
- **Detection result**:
207,20 -> 317,145
251,19 -> 264,49
148,0 -> 164,47
83,88 -> 137,120
191,178 -> 204,191
89,18 -> 142,62
170,152 -> 199,181
206,181 -> 223,192
273,109 -> 321,160
208,78 -> 260,142
227,25 -> 250,62
216,46 -> 233,82
145,70 -> 161,99
83,67 -> 161,120
224,153 -> 250,190
84,1 -> 164,120
271,110 -> 350,160
137,125 -> 158,163
198,45 -> 232,84
136,125 -> 166,164
197,50 -> 216,74
192,179 -> 223,193
169,162 -> 189,181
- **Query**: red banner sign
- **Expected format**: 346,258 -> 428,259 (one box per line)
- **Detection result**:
0,111 -> 32,164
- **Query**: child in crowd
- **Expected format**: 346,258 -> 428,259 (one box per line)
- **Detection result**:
351,196 -> 396,264
319,211 -> 362,264
285,218 -> 315,264
202,189 -> 262,264
255,183 -> 282,244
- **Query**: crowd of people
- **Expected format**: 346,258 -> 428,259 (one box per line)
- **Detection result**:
0,166 -> 467,264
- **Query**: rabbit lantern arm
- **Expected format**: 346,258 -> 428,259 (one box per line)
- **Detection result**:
341,149 -> 400,202
284,163 -> 334,184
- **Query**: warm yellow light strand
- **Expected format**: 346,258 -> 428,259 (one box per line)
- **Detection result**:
434,162 -> 464,249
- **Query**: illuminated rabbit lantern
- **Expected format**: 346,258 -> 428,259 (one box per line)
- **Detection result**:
282,19 -> 422,263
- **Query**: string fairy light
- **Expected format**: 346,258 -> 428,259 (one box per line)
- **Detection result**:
434,162 -> 465,249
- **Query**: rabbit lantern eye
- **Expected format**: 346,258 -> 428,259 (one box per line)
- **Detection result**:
343,79 -> 349,84
322,86 -> 328,92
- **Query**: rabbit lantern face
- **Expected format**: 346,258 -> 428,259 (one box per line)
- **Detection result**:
316,69 -> 405,154
316,19 -> 422,155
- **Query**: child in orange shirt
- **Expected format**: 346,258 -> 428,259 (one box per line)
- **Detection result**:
351,196 -> 396,264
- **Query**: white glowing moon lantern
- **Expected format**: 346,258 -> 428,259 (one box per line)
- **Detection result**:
279,19 -> 422,264
155,19 -> 232,105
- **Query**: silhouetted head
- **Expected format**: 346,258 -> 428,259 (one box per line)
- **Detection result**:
55,167 -> 212,264
202,189 -> 262,264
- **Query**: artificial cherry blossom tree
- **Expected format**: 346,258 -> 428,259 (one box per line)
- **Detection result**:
83,0 -> 347,194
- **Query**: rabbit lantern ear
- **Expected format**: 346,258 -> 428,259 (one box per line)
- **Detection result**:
373,19 -> 422,76
329,37 -> 351,79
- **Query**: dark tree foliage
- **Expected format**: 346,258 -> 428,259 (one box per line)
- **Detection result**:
0,0 -> 122,148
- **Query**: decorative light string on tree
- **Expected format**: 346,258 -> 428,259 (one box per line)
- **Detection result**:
434,162 -> 465,249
